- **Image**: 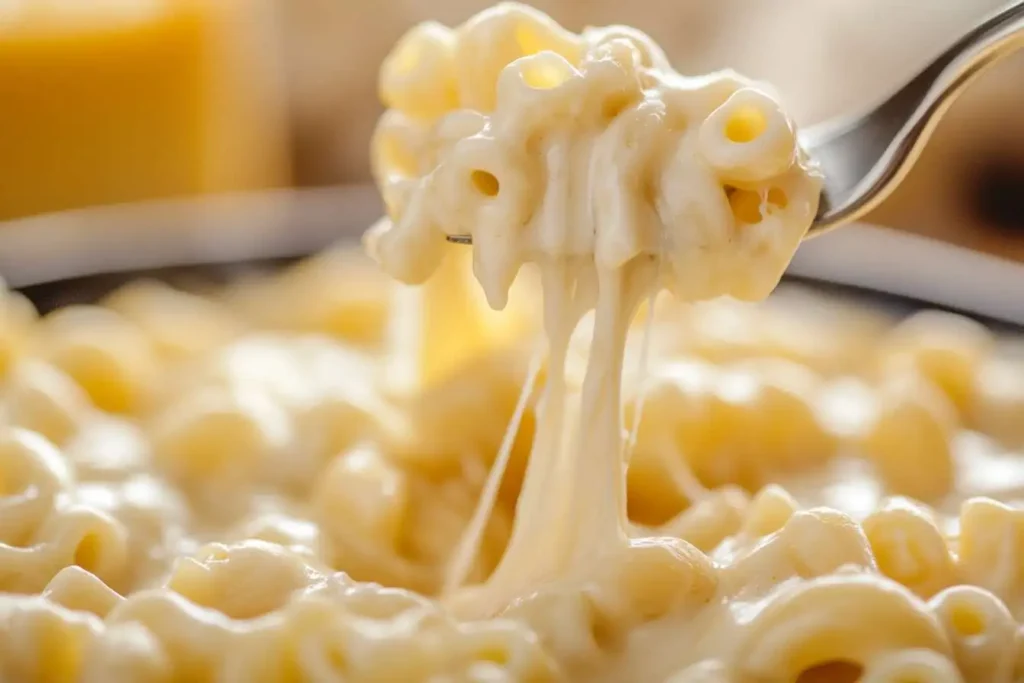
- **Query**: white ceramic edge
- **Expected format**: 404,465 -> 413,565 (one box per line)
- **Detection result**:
790,222 -> 1024,326
2,190 -> 1022,325
0,185 -> 382,288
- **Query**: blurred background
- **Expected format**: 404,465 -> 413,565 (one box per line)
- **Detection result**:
0,0 -> 1021,276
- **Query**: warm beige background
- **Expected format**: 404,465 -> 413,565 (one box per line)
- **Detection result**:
277,0 -> 1004,176
277,0 -> 1024,260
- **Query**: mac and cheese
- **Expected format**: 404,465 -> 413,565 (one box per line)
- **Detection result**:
0,4 -> 1023,682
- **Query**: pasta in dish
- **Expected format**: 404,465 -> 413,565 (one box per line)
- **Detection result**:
2,3 -> 1024,682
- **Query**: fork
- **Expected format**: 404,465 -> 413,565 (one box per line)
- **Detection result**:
445,0 -> 1024,246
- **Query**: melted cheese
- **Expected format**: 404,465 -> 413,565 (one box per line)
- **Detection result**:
368,1 -> 821,619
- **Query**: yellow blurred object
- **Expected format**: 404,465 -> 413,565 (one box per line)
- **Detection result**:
384,246 -> 537,395
0,0 -> 290,221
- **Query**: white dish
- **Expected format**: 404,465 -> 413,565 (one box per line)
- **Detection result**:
791,224 -> 1024,326
1,186 -> 1022,326
0,185 -> 382,288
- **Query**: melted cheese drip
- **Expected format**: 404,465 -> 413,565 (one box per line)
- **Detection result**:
368,2 -> 822,622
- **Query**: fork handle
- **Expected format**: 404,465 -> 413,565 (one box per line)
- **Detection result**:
804,0 -> 1024,234
870,0 -> 1024,214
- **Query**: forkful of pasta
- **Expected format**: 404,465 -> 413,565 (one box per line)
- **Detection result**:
440,0 -> 1024,246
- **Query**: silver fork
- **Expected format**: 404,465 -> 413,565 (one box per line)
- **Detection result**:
445,0 -> 1024,246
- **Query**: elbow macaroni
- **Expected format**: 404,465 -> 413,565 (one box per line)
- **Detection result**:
0,4 -> 1021,682
368,3 -> 821,307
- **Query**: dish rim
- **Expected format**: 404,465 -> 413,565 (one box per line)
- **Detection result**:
2,186 -> 1021,329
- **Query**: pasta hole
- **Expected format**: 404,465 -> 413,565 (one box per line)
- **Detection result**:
471,170 -> 500,197
767,187 -> 789,209
522,61 -> 570,89
74,534 -> 102,572
725,105 -> 768,144
726,186 -> 763,224
795,660 -> 864,683
950,603 -> 986,637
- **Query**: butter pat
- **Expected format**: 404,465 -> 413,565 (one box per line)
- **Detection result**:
0,0 -> 290,221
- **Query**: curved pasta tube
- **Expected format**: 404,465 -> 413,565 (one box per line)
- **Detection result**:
371,110 -> 433,187
0,427 -> 70,547
150,386 -> 290,485
1,361 -> 92,447
289,623 -> 349,683
659,486 -> 750,553
582,24 -> 670,73
43,565 -> 123,618
721,509 -> 875,593
401,471 -> 513,588
238,512 -> 323,559
453,3 -> 583,111
737,358 -> 835,471
102,279 -> 241,361
0,595 -> 102,682
698,88 -> 797,183
78,475 -> 191,592
0,287 -> 37,380
706,164 -> 820,303
876,310 -> 993,416
957,497 -> 1024,611
451,619 -> 561,681
36,505 -> 129,590
369,4 -> 821,310
0,447 -> 129,593
282,393 -> 399,491
863,497 -> 957,598
929,585 -> 1017,682
971,354 -> 1024,449
379,21 -> 458,121
105,590 -> 251,681
79,623 -> 173,683
624,360 -> 717,523
167,540 -> 322,621
731,574 -> 952,680
39,305 -> 158,414
739,485 -> 799,538
860,649 -> 963,683
590,537 -> 718,623
311,445 -> 409,550
861,374 -> 958,502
